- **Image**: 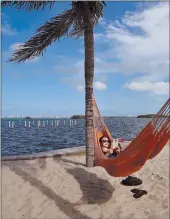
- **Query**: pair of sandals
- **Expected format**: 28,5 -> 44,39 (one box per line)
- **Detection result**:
121,176 -> 147,199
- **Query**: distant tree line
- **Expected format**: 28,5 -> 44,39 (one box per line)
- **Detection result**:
71,114 -> 169,119
71,115 -> 85,119
137,114 -> 169,118
71,115 -> 135,119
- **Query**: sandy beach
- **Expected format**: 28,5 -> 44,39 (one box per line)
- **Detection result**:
2,142 -> 169,219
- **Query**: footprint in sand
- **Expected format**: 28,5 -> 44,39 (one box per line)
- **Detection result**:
151,173 -> 163,180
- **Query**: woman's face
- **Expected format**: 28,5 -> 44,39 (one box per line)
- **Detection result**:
101,137 -> 110,152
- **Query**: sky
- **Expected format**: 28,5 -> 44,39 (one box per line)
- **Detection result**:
2,1 -> 169,117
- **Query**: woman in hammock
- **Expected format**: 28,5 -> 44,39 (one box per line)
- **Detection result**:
99,136 -> 144,189
99,136 -> 122,158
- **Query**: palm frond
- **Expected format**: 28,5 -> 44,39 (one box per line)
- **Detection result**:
8,1 -> 106,62
9,9 -> 75,62
1,1 -> 55,11
102,1 -> 106,7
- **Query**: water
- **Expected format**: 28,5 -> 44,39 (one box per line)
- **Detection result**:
1,118 -> 151,157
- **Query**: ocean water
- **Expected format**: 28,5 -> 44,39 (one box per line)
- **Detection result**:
1,118 -> 151,156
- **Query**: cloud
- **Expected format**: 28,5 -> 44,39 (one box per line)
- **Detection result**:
94,33 -> 105,41
94,81 -> 107,90
102,3 -> 168,75
98,17 -> 107,27
2,12 -> 18,36
25,57 -> 40,63
10,42 -> 23,50
73,81 -> 107,91
56,3 -> 169,95
76,81 -> 107,92
2,23 -> 18,36
54,56 -> 83,74
124,81 -> 169,95
77,49 -> 84,54
95,2 -> 169,94
77,85 -> 84,91
56,57 -> 108,91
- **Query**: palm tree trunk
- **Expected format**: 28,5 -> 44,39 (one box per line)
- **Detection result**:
83,6 -> 94,167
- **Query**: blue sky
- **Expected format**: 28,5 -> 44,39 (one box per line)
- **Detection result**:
2,2 -> 169,117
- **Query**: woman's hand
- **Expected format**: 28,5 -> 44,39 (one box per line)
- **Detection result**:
109,148 -> 114,154
113,146 -> 121,154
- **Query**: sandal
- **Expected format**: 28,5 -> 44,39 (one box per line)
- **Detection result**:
131,188 -> 139,193
121,176 -> 143,186
132,189 -> 147,199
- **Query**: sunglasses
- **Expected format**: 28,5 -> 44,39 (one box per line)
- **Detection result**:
102,139 -> 109,142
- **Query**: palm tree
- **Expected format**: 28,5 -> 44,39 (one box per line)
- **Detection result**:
2,1 -> 105,167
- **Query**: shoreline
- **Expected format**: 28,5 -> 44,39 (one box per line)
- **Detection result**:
1,141 -> 131,161
1,146 -> 86,161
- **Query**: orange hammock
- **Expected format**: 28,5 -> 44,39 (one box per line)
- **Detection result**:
93,95 -> 170,177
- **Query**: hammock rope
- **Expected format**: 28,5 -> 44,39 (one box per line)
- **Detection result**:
92,95 -> 170,177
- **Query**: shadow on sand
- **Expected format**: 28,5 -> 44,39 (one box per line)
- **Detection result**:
66,167 -> 114,204
53,157 -> 114,204
4,159 -> 114,218
5,161 -> 91,219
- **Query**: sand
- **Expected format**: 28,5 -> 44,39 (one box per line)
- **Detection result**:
2,143 -> 169,219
